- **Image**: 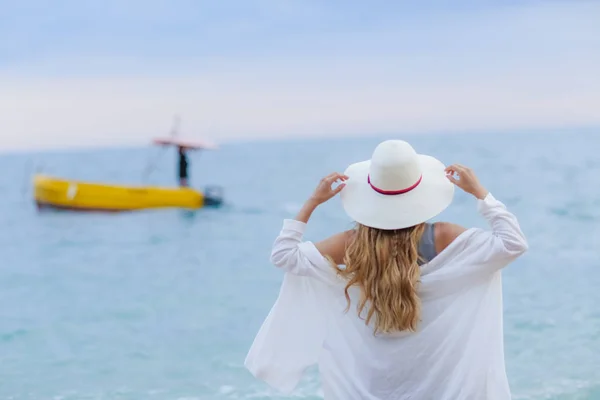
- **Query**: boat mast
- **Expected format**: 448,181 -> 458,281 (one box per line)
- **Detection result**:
142,115 -> 180,182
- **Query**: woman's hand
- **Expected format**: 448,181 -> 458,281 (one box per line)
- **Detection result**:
309,172 -> 349,206
445,164 -> 489,200
295,172 -> 348,224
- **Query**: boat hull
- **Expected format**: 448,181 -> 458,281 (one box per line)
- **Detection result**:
33,175 -> 206,211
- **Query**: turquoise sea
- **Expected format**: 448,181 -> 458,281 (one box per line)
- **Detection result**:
1,131 -> 599,400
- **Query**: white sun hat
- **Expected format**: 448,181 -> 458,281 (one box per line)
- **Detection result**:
340,140 -> 454,230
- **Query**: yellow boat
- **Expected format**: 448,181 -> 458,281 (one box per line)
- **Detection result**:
33,132 -> 223,212
33,175 -> 218,211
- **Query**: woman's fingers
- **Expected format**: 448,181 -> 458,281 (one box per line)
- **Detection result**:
445,164 -> 475,182
333,183 -> 346,194
445,164 -> 468,187
446,174 -> 460,185
315,173 -> 349,200
445,164 -> 465,174
333,173 -> 349,181
325,173 -> 339,183
445,164 -> 486,199
311,172 -> 349,204
322,173 -> 335,182
325,172 -> 348,184
321,173 -> 335,182
445,166 -> 460,179
328,173 -> 348,195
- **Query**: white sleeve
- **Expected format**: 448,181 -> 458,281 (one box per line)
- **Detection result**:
269,219 -> 340,285
471,192 -> 529,268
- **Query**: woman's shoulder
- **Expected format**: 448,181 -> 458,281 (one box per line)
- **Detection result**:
315,229 -> 355,266
432,222 -> 468,254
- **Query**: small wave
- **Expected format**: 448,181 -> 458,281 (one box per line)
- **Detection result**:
514,379 -> 600,400
0,328 -> 28,342
548,207 -> 598,222
237,207 -> 266,215
218,385 -> 235,394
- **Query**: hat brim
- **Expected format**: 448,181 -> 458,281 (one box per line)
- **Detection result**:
340,154 -> 454,230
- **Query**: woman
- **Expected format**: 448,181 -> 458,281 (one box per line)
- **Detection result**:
246,140 -> 528,399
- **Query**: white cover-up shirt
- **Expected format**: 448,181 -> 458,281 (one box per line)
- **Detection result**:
245,193 -> 528,400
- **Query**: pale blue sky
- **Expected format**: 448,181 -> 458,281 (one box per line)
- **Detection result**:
1,0 -> 599,150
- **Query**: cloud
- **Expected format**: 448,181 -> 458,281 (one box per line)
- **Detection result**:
0,0 -> 599,151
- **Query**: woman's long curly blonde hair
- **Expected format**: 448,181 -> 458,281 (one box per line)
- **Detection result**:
335,223 -> 426,334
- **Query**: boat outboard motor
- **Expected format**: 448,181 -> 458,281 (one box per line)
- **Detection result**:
203,185 -> 224,207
